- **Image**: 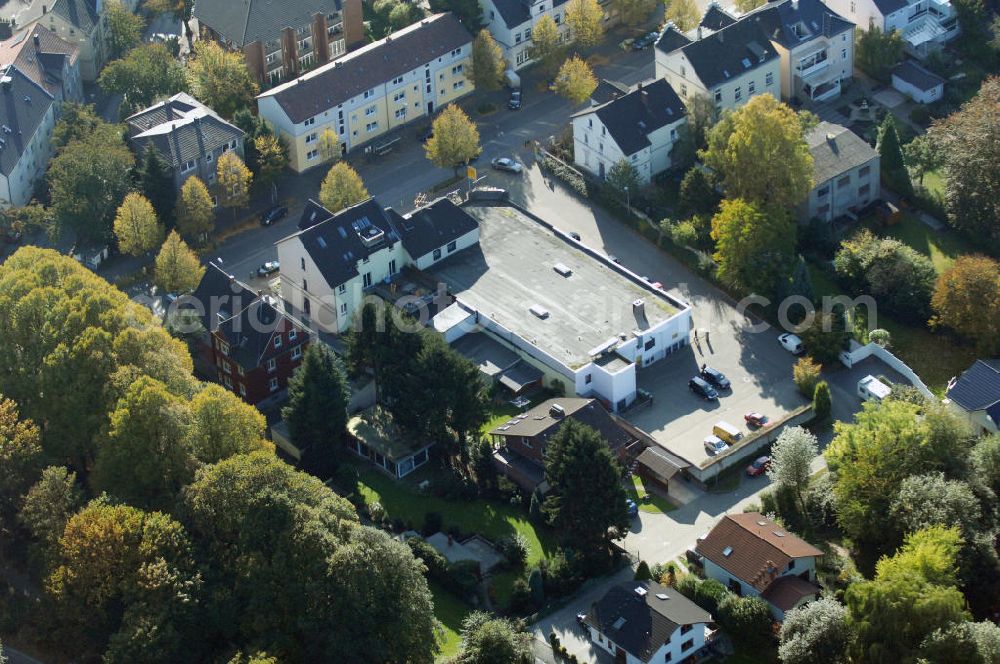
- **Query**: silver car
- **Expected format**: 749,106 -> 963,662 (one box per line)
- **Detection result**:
490,157 -> 523,173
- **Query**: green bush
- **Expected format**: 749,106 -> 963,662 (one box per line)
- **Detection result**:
635,560 -> 652,580
541,155 -> 587,196
509,577 -> 535,615
447,559 -> 481,598
497,533 -> 529,568
528,567 -> 545,604
667,219 -> 699,247
542,549 -> 583,597
406,537 -> 449,579
717,595 -> 774,648
676,575 -> 729,615
422,511 -> 443,535
813,380 -> 832,422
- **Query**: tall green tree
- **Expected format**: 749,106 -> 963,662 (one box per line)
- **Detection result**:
903,133 -> 942,186
281,343 -> 350,468
187,40 -> 259,118
187,384 -> 271,464
701,95 -> 814,210
678,167 -> 720,217
855,26 -> 905,82
767,426 -> 818,512
454,611 -> 533,664
553,55 -> 597,105
543,419 -> 628,567
319,162 -> 369,213
530,16 -> 564,76
927,77 -> 1000,246
175,176 -> 214,242
931,255 -> 1000,354
425,104 -> 481,175
877,114 -> 912,197
113,192 -> 164,256
0,397 -> 42,542
139,144 -> 177,224
711,198 -> 796,296
155,231 -> 205,294
664,0 -> 699,31
253,133 -> 288,189
52,102 -> 105,151
19,466 -> 82,563
606,158 -> 640,203
428,0 -> 482,31
565,0 -> 604,49
215,152 -> 252,220
99,42 -> 187,114
779,598 -> 853,664
105,0 -> 144,59
470,30 -> 507,91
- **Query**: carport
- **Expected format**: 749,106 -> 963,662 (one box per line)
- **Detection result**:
635,445 -> 690,494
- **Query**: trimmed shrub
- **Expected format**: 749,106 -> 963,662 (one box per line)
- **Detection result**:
528,567 -> 545,604
813,381 -> 832,422
717,595 -> 775,648
497,533 -> 529,568
635,560 -> 652,580
422,511 -> 443,535
793,356 -> 822,398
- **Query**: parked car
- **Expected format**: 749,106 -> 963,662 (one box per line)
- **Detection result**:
778,332 -> 804,354
744,411 -> 769,428
490,157 -> 523,173
418,125 -> 434,143
260,205 -> 288,226
704,435 -> 729,455
685,547 -> 703,568
632,31 -> 658,49
257,260 -> 280,277
508,90 -> 522,110
576,612 -> 588,627
700,365 -> 731,390
626,499 -> 639,517
689,376 -> 719,400
746,455 -> 772,477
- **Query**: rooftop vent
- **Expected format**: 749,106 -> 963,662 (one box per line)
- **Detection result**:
742,57 -> 751,68
774,531 -> 786,537
549,403 -> 566,418
722,546 -> 734,557
612,617 -> 626,629
357,225 -> 385,248
723,69 -> 730,78
553,262 -> 572,277
529,304 -> 549,319
655,593 -> 669,600
757,520 -> 767,526
634,586 -> 648,597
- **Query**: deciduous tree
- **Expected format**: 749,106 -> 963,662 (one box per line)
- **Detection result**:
105,0 -> 144,59
903,133 -> 942,186
454,611 -> 532,664
215,151 -> 252,219
19,466 -> 82,559
187,384 -> 272,464
543,419 -> 628,567
606,158 -> 640,202
856,26 -> 905,82
701,95 -> 814,210
253,133 -> 288,189
318,127 -> 341,163
678,167 -> 720,217
812,380 -> 832,422
664,0 -> 699,31
0,397 -> 42,540
428,0 -> 482,31
711,198 -> 796,296
779,598 -> 853,664
767,426 -> 818,511
113,192 -> 164,256
187,40 -> 259,119
931,255 -> 1000,354
553,55 -> 597,105
281,344 -> 350,469
735,0 -> 766,11
793,356 -> 822,397
319,162 -> 369,213
425,104 -> 481,174
610,0 -> 656,27
175,176 -> 214,242
99,43 -> 187,114
565,0 -> 604,49
530,15 -> 563,76
470,30 -> 507,91
154,231 -> 205,294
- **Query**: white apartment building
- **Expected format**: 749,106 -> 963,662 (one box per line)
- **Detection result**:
801,121 -> 880,222
825,0 -> 957,58
480,0 -> 573,69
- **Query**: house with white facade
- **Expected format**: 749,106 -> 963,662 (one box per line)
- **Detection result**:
479,0 -> 572,69
427,204 -> 693,413
274,196 -> 479,333
945,359 -> 1000,436
33,0 -> 107,81
256,13 -> 473,172
0,64 -> 56,208
696,512 -> 823,620
0,25 -> 82,106
891,59 -> 945,103
571,79 -> 687,183
585,580 -> 714,664
824,0 -> 957,58
656,0 -> 854,109
801,121 -> 880,222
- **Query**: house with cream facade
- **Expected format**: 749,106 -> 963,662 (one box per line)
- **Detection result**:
33,0 -> 107,81
479,0 -> 572,69
256,13 -> 473,173
656,0 -> 853,109
824,0 -> 957,58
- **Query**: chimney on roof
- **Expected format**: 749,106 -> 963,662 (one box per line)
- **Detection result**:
33,33 -> 40,47
697,26 -> 702,40
42,5 -> 46,14
0,76 -> 12,93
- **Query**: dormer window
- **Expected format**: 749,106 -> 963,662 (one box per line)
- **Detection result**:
274,335 -> 282,349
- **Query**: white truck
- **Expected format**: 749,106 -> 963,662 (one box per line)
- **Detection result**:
858,375 -> 891,402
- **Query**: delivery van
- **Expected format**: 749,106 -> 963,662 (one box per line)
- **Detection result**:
712,421 -> 743,445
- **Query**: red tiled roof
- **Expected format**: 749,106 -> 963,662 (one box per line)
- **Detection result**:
761,575 -> 821,611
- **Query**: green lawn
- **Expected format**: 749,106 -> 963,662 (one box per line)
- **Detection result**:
721,645 -> 779,664
430,581 -> 470,661
625,474 -> 676,514
880,212 -> 973,275
480,404 -> 522,439
923,169 -> 946,199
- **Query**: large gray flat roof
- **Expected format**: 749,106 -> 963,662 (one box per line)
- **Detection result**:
427,205 -> 679,370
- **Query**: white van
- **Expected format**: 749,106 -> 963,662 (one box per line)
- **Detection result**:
858,375 -> 891,402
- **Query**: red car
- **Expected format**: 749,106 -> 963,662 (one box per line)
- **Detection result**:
744,412 -> 768,428
746,456 -> 771,477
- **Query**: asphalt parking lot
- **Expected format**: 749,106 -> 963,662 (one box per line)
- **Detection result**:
624,333 -> 806,465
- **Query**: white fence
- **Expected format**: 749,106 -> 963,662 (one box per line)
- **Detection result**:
838,341 -> 935,399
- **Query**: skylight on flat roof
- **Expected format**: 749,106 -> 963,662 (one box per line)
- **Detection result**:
722,546 -> 733,557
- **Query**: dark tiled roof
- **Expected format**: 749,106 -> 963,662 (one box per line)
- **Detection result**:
872,0 -> 909,16
892,60 -> 946,92
216,297 -> 305,369
259,13 -> 472,124
0,26 -> 78,99
654,25 -> 692,54
665,16 -> 781,90
451,332 -> 520,378
390,197 -> 478,260
696,513 -> 823,592
947,360 -> 1000,411
573,79 -> 685,156
289,197 -> 400,289
586,581 -> 712,662
187,261 -> 257,333
194,0 -> 343,47
490,398 -> 638,454
49,0 -> 99,33
126,93 -> 244,169
0,64 -> 55,177
806,121 -> 878,185
747,0 -> 854,50
591,79 -> 630,106
700,2 -> 737,30
760,574 -> 821,611
491,0 -> 568,29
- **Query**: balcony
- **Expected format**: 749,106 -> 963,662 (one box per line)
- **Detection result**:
797,54 -> 830,79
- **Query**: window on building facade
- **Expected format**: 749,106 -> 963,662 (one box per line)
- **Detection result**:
267,358 -> 277,372
269,377 -> 279,392
859,184 -> 870,197
339,302 -> 348,314
291,346 -> 302,360
433,248 -> 442,260
219,341 -> 230,356
363,88 -> 375,99
392,75 -> 404,84
239,383 -> 246,397
395,108 -> 407,119
307,149 -> 319,160
447,241 -> 457,253
365,105 -> 377,116
452,64 -> 463,75
274,335 -> 282,349
224,375 -> 233,388
289,328 -> 297,342
838,175 -> 850,188
734,86 -> 742,101
748,80 -> 756,94
714,89 -> 722,103
338,284 -> 346,294
453,81 -> 464,91
304,117 -> 315,126
365,121 -> 379,132
859,165 -> 870,178
766,72 -> 774,85
363,272 -> 372,288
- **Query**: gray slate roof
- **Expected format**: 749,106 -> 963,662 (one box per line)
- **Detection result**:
0,64 -> 54,177
389,197 -> 478,260
746,0 -> 854,50
0,25 -> 79,100
872,0 -> 909,17
491,0 -> 568,29
259,13 -> 472,124
187,261 -> 257,333
806,121 -> 878,186
947,360 -> 1000,411
700,2 -> 737,30
662,14 -> 780,89
573,79 -> 685,156
126,92 -> 244,169
586,581 -> 712,662
590,79 -> 630,106
655,25 -> 692,54
490,397 -> 637,454
49,0 -> 99,33
892,60 -> 945,91
194,0 -> 343,47
216,297 -> 306,369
